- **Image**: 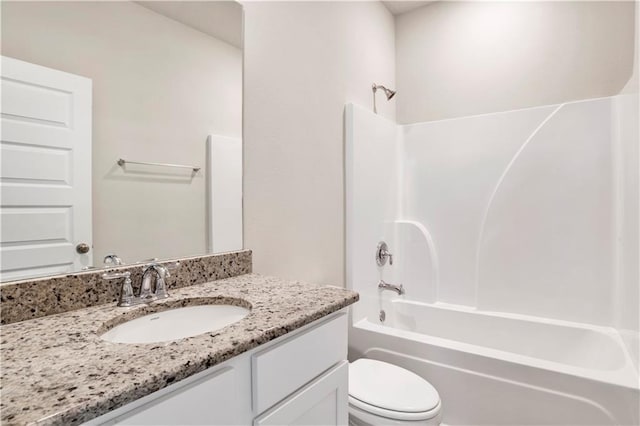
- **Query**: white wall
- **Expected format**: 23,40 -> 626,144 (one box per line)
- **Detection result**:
1,1 -> 242,264
395,1 -> 636,123
243,1 -> 395,286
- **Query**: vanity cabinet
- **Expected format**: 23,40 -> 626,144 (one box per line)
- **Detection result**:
87,312 -> 348,426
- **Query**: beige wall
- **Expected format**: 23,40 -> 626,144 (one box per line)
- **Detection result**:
1,1 -> 242,265
243,1 -> 395,286
396,1 -> 636,123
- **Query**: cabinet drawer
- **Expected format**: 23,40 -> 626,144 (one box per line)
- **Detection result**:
252,313 -> 347,413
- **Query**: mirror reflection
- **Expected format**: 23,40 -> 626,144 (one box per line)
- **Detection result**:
0,1 -> 244,282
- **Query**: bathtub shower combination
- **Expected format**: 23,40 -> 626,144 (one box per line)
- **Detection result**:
345,95 -> 639,425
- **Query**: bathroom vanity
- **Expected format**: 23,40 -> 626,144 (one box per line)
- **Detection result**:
90,310 -> 349,426
0,253 -> 358,425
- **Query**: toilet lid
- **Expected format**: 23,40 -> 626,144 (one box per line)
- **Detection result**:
349,359 -> 440,414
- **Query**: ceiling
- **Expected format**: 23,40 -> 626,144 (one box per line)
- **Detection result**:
136,1 -> 243,49
382,1 -> 436,16
138,1 -> 434,47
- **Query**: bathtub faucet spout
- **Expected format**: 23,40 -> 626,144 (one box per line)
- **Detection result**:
378,280 -> 405,295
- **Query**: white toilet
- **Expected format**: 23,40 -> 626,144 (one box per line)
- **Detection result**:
348,359 -> 442,425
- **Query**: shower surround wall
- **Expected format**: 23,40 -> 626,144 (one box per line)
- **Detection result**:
347,93 -> 639,365
404,98 -> 616,324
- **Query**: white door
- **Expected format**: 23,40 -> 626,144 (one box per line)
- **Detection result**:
254,361 -> 349,426
0,56 -> 92,281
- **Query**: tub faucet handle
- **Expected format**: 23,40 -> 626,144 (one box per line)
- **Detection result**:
376,241 -> 393,266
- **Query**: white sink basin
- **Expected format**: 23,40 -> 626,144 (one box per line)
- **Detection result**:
100,305 -> 250,344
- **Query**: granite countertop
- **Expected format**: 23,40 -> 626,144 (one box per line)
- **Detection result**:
0,273 -> 359,425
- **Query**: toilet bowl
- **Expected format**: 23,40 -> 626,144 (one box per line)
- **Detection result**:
348,359 -> 442,425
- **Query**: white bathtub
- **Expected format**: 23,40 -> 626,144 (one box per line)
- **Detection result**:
349,297 -> 640,425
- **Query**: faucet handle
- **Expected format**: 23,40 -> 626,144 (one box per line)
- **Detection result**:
376,241 -> 394,266
102,271 -> 134,307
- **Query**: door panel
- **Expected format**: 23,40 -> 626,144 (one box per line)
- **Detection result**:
1,142 -> 72,183
1,207 -> 71,242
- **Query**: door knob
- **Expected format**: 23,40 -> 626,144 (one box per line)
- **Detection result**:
76,243 -> 90,254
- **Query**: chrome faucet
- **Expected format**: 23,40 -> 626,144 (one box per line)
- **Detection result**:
140,263 -> 171,300
102,261 -> 180,307
378,279 -> 404,295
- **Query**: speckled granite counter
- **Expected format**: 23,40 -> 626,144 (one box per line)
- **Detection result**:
0,273 -> 358,425
1,250 -> 252,325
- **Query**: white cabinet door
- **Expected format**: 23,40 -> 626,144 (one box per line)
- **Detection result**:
254,361 -> 348,426
0,56 -> 92,280
101,367 -> 240,426
252,313 -> 347,413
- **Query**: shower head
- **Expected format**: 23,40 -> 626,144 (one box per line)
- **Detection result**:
375,84 -> 396,100
372,83 -> 396,113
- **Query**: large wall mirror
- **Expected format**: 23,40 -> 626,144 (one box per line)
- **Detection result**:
0,1 -> 243,282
